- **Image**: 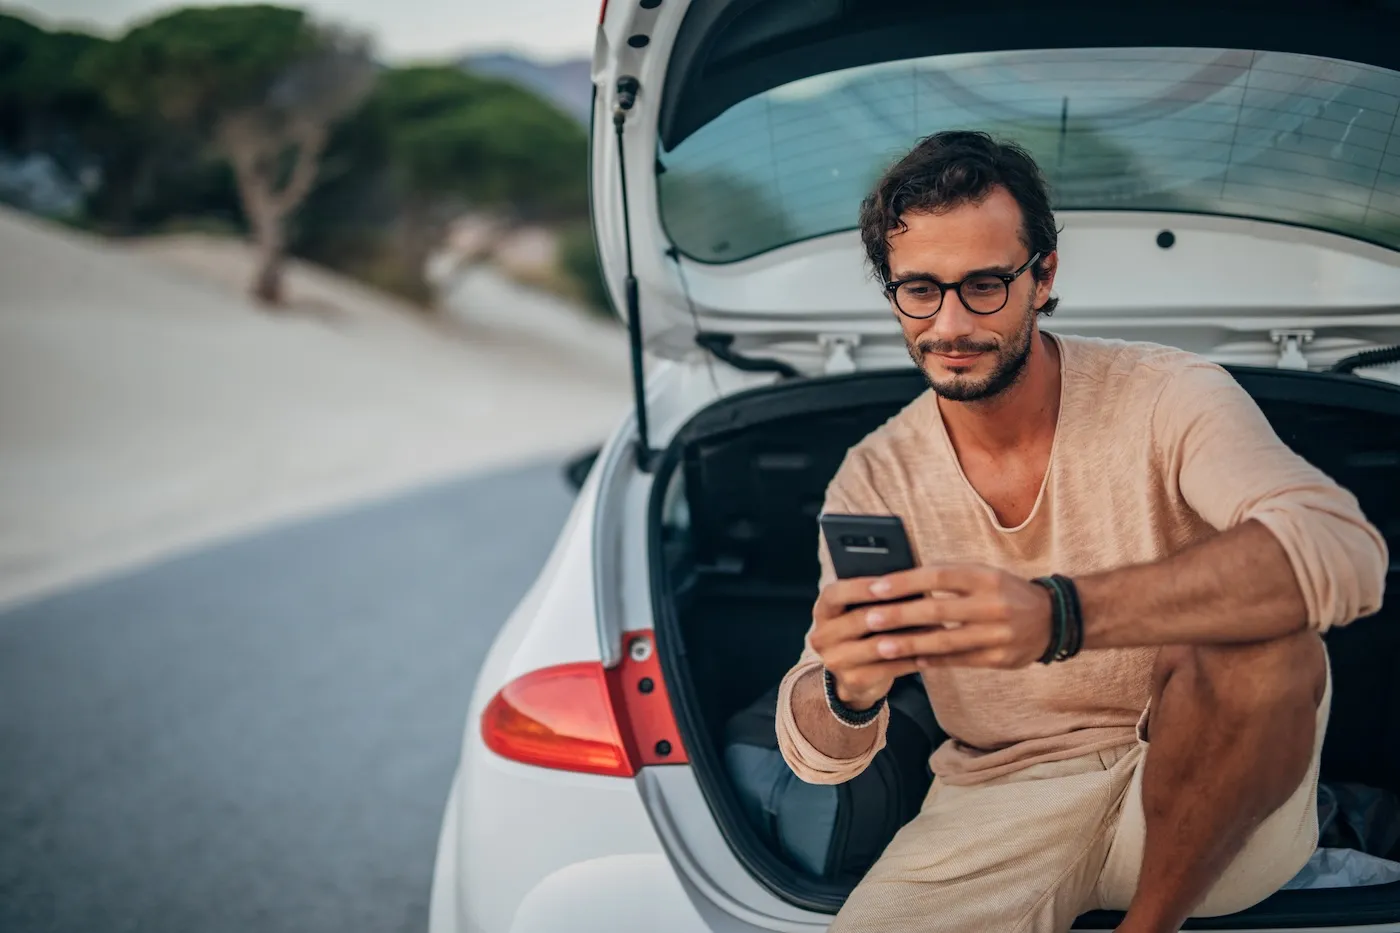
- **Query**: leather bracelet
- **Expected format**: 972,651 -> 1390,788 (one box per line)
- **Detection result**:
1031,575 -> 1084,663
823,668 -> 885,728
1058,574 -> 1085,660
1031,577 -> 1064,664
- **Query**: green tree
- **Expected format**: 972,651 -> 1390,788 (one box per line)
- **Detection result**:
0,15 -> 111,213
85,5 -> 374,304
367,65 -> 588,305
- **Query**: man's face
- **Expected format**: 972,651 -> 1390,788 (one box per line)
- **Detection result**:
884,187 -> 1057,402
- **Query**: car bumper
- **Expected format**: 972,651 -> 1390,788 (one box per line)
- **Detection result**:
428,735 -> 720,933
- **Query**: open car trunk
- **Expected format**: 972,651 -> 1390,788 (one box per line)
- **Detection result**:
649,360 -> 1400,929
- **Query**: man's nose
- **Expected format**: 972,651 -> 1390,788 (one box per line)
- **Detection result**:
928,290 -> 979,340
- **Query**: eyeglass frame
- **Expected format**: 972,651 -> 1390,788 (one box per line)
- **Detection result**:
883,251 -> 1042,319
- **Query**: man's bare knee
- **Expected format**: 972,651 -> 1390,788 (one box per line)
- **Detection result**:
1198,631 -> 1325,714
1156,632 -> 1326,723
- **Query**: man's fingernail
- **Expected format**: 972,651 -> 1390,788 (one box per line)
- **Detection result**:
865,610 -> 885,629
870,579 -> 892,596
877,638 -> 899,658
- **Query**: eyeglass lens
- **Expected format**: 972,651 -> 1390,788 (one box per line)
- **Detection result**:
894,274 -> 1008,317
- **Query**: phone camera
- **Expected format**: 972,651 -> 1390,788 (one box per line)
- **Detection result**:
840,535 -> 886,548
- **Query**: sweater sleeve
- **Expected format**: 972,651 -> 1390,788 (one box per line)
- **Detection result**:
1151,361 -> 1389,631
774,450 -> 893,784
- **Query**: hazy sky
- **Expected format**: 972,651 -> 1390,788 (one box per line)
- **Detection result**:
14,0 -> 596,62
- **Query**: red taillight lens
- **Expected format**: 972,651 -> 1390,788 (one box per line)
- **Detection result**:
482,661 -> 633,777
480,631 -> 688,777
599,0 -> 609,24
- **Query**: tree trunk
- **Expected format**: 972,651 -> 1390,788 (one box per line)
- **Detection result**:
245,189 -> 287,307
219,112 -> 329,310
396,197 -> 449,310
251,230 -> 285,306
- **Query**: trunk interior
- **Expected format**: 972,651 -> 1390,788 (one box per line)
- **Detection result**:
651,362 -> 1400,928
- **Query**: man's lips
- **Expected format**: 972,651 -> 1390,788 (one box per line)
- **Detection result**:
928,350 -> 986,363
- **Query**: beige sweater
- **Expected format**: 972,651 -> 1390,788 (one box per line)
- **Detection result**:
776,335 -> 1389,786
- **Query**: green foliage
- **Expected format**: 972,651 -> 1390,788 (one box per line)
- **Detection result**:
83,5 -> 314,127
0,16 -> 102,104
557,223 -> 613,317
0,14 -> 110,152
371,66 -> 588,217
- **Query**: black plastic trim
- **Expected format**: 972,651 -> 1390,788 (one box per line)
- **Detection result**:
1332,345 -> 1400,375
695,332 -> 801,379
646,361 -> 1400,923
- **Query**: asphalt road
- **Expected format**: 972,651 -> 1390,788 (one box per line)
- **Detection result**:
0,461 -> 579,933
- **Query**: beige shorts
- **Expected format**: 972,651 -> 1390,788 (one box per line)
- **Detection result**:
830,665 -> 1332,933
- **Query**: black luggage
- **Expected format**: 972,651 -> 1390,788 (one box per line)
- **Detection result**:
723,674 -> 945,884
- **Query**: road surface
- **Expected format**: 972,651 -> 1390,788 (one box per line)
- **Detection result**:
0,461 -> 577,933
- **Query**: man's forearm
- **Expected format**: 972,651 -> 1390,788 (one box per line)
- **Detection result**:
1078,519 -> 1309,648
789,666 -> 882,761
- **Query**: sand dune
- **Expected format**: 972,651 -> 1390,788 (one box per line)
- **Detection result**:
0,208 -> 631,608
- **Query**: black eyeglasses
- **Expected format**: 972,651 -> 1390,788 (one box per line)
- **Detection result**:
884,252 -> 1041,319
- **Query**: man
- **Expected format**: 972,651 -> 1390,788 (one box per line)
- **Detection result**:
774,130 -> 1389,933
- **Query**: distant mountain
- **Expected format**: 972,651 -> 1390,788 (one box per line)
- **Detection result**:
460,52 -> 592,124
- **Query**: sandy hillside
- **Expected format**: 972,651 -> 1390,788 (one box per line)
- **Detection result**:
0,208 -> 631,609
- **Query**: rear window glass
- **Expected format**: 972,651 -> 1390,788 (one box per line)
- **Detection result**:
657,48 -> 1400,263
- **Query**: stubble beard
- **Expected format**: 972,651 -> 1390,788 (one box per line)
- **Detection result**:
908,300 -> 1037,403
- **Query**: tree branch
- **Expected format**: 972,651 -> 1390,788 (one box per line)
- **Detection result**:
217,109 -> 279,237
270,120 -> 328,217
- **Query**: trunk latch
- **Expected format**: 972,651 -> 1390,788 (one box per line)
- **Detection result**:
820,334 -> 861,374
1271,329 -> 1315,370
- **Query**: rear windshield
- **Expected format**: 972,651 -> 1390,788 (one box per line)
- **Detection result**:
657,48 -> 1400,263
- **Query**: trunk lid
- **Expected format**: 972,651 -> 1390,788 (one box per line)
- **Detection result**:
590,0 -> 1400,370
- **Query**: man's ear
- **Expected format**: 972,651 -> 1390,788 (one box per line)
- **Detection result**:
1034,251 -> 1058,306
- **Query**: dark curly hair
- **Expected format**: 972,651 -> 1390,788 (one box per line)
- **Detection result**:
859,130 -> 1059,315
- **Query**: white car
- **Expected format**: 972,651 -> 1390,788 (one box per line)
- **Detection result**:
429,2 -> 1400,931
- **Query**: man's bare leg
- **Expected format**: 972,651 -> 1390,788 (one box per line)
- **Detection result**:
1116,631 -> 1327,933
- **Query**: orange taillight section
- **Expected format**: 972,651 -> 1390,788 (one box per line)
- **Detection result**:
480,631 -> 688,777
481,661 -> 634,778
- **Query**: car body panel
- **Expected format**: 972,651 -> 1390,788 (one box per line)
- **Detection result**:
509,854 -> 713,933
433,746 -> 670,933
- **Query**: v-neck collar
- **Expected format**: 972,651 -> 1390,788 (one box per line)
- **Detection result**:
927,332 -> 1069,534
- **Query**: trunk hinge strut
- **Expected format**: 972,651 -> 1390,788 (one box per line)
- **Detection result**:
612,75 -> 657,471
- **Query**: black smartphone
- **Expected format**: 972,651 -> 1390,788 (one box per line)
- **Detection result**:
819,513 -> 917,581
818,513 -> 924,623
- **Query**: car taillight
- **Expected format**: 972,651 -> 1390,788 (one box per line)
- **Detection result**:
599,0 -> 609,24
482,662 -> 632,777
480,630 -> 687,778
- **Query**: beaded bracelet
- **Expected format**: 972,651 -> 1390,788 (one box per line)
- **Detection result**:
823,668 -> 885,728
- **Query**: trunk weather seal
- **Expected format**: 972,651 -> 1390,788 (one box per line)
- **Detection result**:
648,363 -> 1400,925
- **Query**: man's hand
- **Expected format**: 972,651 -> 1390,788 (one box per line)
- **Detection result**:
809,578 -> 925,711
814,564 -> 1055,681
